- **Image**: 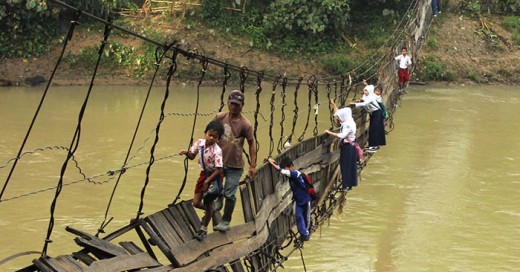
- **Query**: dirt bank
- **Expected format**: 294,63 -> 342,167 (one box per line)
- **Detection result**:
1,11 -> 519,87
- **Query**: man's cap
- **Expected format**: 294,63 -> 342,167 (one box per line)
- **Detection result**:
228,90 -> 245,105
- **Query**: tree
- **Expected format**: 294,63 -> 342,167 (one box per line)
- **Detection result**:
263,0 -> 351,35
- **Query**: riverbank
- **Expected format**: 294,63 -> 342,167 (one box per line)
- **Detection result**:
1,9 -> 519,87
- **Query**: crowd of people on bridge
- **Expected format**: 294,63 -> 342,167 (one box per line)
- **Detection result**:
180,48 -> 411,241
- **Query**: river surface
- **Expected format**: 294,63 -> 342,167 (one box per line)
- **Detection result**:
1,84 -> 519,271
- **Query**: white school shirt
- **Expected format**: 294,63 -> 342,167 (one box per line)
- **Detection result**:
395,54 -> 412,69
354,95 -> 380,113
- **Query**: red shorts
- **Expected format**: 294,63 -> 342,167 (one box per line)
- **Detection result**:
398,69 -> 410,83
194,171 -> 223,194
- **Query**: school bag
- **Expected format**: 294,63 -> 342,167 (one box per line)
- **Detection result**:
372,101 -> 389,120
378,102 -> 389,120
301,173 -> 318,201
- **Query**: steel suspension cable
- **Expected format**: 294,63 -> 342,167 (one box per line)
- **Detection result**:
42,19 -> 112,256
267,75 -> 281,158
172,58 -> 208,205
136,49 -> 179,218
285,77 -> 303,147
219,65 -> 232,112
253,73 -> 264,153
0,11 -> 81,202
298,76 -> 316,142
276,77 -> 288,154
96,44 -> 173,236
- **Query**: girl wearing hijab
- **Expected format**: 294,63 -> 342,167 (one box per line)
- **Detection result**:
350,83 -> 386,153
325,99 -> 358,191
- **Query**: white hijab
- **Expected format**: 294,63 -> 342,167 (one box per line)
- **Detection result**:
334,107 -> 356,141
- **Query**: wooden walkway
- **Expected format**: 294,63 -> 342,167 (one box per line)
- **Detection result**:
19,134 -> 346,272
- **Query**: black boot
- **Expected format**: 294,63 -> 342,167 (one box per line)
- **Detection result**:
214,198 -> 235,232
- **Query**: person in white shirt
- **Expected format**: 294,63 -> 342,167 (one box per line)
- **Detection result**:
325,99 -> 358,191
350,84 -> 386,152
395,47 -> 412,92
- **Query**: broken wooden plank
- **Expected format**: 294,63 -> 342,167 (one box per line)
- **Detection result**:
170,181 -> 293,271
170,221 -> 255,266
83,252 -> 161,272
32,258 -> 54,272
119,241 -> 144,255
72,251 -> 96,266
74,236 -> 127,259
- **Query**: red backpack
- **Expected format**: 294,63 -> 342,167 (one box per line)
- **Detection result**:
301,173 -> 318,201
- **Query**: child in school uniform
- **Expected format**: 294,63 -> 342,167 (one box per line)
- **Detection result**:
395,47 -> 412,92
179,121 -> 224,240
325,100 -> 358,191
350,85 -> 386,153
267,157 -> 311,242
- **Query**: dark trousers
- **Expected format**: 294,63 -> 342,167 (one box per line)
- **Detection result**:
340,143 -> 358,189
432,0 -> 440,14
369,110 -> 386,147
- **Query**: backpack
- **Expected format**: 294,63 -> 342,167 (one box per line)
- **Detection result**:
378,102 -> 389,120
301,173 -> 318,201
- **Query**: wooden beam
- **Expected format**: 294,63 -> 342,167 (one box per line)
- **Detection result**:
84,252 -> 161,272
170,181 -> 292,271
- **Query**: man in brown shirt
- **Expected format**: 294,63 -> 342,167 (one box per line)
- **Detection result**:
213,90 -> 257,231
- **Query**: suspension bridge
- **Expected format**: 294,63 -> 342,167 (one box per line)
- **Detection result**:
0,0 -> 434,271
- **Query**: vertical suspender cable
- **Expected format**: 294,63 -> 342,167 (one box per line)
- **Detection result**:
286,77 -> 303,146
96,44 -> 173,236
42,18 -> 111,256
253,73 -> 263,153
137,50 -> 178,217
219,65 -> 231,112
277,77 -> 288,154
268,76 -> 281,158
0,11 -> 81,202
298,75 -> 315,142
172,58 -> 208,205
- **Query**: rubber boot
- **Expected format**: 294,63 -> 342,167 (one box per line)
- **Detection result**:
214,198 -> 235,232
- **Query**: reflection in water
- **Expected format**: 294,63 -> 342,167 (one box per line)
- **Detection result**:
1,85 -> 520,271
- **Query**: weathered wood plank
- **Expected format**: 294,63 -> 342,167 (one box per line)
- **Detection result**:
72,251 -> 96,266
118,241 -> 144,255
74,236 -> 128,259
139,218 -> 179,267
230,259 -> 246,272
83,252 -> 161,272
146,212 -> 183,247
170,181 -> 292,272
166,205 -> 193,240
169,204 -> 197,235
239,183 -> 254,222
171,221 -> 255,266
32,258 -> 53,272
179,200 -> 202,231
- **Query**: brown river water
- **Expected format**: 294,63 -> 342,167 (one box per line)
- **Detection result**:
1,84 -> 519,271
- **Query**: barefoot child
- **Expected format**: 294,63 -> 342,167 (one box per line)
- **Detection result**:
179,121 -> 224,240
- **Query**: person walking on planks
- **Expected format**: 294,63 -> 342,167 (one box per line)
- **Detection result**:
179,121 -> 225,240
395,47 -> 412,93
325,100 -> 358,191
267,157 -> 311,242
212,90 -> 257,232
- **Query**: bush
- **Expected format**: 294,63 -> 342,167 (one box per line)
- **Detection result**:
0,0 -> 58,58
319,54 -> 356,75
422,56 -> 455,81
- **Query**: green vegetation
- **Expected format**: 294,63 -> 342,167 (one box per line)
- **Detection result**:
0,0 -> 58,58
502,16 -> 520,46
422,56 -> 456,81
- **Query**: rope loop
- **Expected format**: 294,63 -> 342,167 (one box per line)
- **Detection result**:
239,66 -> 249,93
